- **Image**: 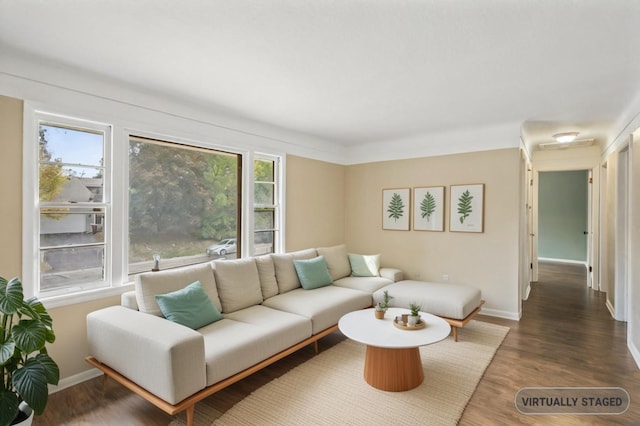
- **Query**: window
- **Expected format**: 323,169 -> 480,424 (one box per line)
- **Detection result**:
253,156 -> 280,255
25,107 -> 282,305
34,114 -> 111,298
128,136 -> 241,274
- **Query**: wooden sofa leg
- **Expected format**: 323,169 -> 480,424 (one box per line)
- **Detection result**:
452,326 -> 458,342
186,405 -> 195,426
314,340 -> 319,353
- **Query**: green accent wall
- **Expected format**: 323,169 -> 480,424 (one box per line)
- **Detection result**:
539,170 -> 588,262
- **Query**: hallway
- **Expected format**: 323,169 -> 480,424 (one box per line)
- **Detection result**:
462,261 -> 640,425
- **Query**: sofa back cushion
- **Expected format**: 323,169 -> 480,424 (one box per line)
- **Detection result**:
317,244 -> 351,281
272,248 -> 317,293
214,258 -> 263,313
135,262 -> 222,316
255,254 -> 279,299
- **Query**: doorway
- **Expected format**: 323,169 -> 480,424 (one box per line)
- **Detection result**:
537,170 -> 589,267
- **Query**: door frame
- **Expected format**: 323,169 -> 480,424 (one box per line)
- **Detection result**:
531,167 -> 597,288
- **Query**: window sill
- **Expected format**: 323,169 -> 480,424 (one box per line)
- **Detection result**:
40,283 -> 134,310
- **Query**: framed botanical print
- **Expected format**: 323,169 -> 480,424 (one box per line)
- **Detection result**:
413,186 -> 445,231
449,184 -> 484,233
382,188 -> 410,230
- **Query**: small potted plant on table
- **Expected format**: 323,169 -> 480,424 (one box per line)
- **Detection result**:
374,290 -> 393,319
408,303 -> 422,326
0,276 -> 59,426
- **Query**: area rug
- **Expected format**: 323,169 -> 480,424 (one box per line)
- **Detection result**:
170,320 -> 509,426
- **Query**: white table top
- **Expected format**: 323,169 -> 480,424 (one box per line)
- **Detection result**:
338,307 -> 451,349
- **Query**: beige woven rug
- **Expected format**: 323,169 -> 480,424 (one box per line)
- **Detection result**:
170,320 -> 509,426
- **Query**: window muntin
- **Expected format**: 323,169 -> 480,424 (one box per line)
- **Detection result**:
36,118 -> 110,297
128,136 -> 241,274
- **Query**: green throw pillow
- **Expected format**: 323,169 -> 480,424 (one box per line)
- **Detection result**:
348,253 -> 381,277
155,280 -> 223,329
293,256 -> 333,290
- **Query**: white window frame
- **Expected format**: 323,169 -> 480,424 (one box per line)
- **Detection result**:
251,153 -> 284,256
23,109 -> 113,305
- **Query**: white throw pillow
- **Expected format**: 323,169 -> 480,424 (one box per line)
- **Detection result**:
348,253 -> 381,277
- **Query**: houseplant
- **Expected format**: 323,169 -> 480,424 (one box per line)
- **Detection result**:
0,276 -> 59,426
408,303 -> 422,326
374,290 -> 393,319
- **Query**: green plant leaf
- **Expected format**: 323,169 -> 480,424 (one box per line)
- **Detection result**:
0,389 -> 20,426
0,277 -> 24,315
0,338 -> 16,365
12,320 -> 47,354
25,297 -> 52,327
420,192 -> 436,221
387,193 -> 405,221
457,190 -> 474,224
12,358 -> 49,415
34,353 -> 59,386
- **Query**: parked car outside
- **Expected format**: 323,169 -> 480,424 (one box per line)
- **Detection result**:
206,238 -> 237,256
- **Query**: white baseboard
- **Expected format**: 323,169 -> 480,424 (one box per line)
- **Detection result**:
629,339 -> 640,370
606,299 -> 615,318
523,283 -> 531,301
538,257 -> 588,267
48,367 -> 102,395
480,308 -> 521,321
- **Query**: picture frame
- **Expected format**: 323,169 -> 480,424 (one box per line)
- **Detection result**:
413,186 -> 445,231
382,188 -> 410,231
449,184 -> 484,233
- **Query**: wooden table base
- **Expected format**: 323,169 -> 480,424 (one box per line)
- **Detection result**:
363,345 -> 424,391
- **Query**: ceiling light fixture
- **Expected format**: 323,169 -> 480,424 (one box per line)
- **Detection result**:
552,132 -> 579,143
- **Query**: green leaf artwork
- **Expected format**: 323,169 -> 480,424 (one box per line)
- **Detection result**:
457,190 -> 474,223
420,192 -> 436,222
387,192 -> 405,221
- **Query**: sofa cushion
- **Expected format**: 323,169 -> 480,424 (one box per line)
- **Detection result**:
255,254 -> 279,299
155,281 -> 223,329
214,258 -> 263,313
348,253 -> 381,277
333,276 -> 394,294
317,244 -> 351,281
262,286 -> 372,334
135,262 -> 221,316
293,256 -> 333,290
272,248 -> 317,293
203,305 -> 311,385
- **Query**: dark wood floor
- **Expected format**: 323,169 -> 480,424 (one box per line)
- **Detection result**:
36,261 -> 640,425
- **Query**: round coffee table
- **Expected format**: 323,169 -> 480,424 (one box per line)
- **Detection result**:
338,307 -> 451,392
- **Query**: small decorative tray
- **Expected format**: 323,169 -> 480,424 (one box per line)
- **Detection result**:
393,319 -> 426,330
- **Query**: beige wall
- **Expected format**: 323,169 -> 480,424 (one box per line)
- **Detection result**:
285,155 -> 346,251
0,95 -> 23,278
345,148 -> 522,318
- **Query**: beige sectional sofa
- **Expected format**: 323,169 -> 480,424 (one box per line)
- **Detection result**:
86,244 -> 402,425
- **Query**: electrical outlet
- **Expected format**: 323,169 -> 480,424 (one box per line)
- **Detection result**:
442,274 -> 449,281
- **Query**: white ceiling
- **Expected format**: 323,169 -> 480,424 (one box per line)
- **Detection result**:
1,0 -> 639,154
